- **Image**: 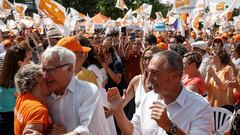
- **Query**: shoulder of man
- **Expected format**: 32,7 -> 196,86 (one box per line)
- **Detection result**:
73,77 -> 99,94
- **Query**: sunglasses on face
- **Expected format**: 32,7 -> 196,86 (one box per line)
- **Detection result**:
214,40 -> 222,43
141,56 -> 152,61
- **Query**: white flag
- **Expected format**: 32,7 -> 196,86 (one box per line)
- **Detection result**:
13,3 -> 28,20
0,0 -> 14,12
209,1 -> 226,13
219,0 -> 237,22
115,0 -> 128,10
172,0 -> 198,13
133,3 -> 152,19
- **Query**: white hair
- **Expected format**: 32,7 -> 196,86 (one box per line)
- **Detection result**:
42,46 -> 76,68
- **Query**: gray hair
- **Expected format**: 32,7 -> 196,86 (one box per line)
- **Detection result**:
153,50 -> 183,77
41,46 -> 76,67
14,64 -> 43,93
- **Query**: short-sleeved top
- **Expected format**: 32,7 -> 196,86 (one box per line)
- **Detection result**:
0,86 -> 16,112
207,65 -> 235,107
105,57 -> 126,95
123,53 -> 141,85
182,73 -> 205,96
14,93 -> 51,135
76,67 -> 98,86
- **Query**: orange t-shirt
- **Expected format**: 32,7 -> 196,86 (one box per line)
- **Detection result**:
14,92 -> 51,135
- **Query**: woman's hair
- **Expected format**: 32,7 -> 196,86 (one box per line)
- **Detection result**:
96,45 -> 115,63
183,52 -> 202,68
140,46 -> 162,80
145,34 -> 157,45
0,46 -> 27,88
83,46 -> 102,69
234,44 -> 240,57
214,48 -> 231,65
169,43 -> 188,58
15,64 -> 43,93
17,41 -> 32,51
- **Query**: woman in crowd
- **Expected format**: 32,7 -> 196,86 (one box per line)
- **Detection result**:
205,48 -> 235,107
14,64 -> 52,135
231,43 -> 240,67
123,46 -> 161,110
0,46 -> 30,134
84,45 -> 117,135
182,52 -> 205,96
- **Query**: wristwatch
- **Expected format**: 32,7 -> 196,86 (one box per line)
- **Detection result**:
166,123 -> 178,135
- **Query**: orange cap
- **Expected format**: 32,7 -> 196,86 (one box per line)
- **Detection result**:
157,35 -> 164,44
221,32 -> 228,39
234,34 -> 240,42
157,42 -> 168,50
56,36 -> 91,52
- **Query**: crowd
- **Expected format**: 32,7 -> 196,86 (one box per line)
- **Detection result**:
0,22 -> 240,135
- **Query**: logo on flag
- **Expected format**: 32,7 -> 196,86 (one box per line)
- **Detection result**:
38,0 -> 65,26
216,2 -> 225,11
176,0 -> 190,8
2,0 -> 11,10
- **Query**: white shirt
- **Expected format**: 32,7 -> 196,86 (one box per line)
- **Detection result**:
45,77 -> 110,135
87,64 -> 117,135
135,75 -> 146,110
199,53 -> 211,79
131,87 -> 214,135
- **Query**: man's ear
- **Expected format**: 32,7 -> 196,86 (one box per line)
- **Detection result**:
171,70 -> 180,80
18,61 -> 24,67
68,64 -> 74,71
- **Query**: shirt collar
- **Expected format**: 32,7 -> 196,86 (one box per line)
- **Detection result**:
66,76 -> 76,93
170,87 -> 188,107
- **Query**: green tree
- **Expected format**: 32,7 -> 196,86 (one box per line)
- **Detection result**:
54,0 -> 170,19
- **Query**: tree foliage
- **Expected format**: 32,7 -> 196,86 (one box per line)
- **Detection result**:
53,0 -> 170,19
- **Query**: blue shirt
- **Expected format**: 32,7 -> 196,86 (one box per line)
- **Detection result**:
0,86 -> 16,112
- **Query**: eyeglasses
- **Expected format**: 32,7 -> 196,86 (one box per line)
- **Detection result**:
42,63 -> 70,74
214,40 -> 222,43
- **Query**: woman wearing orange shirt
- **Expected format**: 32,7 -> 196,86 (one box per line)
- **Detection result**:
205,48 -> 235,107
14,64 -> 52,135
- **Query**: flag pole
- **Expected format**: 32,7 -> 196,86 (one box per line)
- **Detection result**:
39,13 -> 51,46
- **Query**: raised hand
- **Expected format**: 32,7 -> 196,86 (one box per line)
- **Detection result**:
206,66 -> 215,76
107,87 -> 125,113
226,78 -> 239,89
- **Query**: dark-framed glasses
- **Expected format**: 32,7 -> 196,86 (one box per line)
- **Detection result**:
141,56 -> 152,61
42,63 -> 70,74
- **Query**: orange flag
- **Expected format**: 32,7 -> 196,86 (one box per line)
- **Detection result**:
36,0 -> 70,36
